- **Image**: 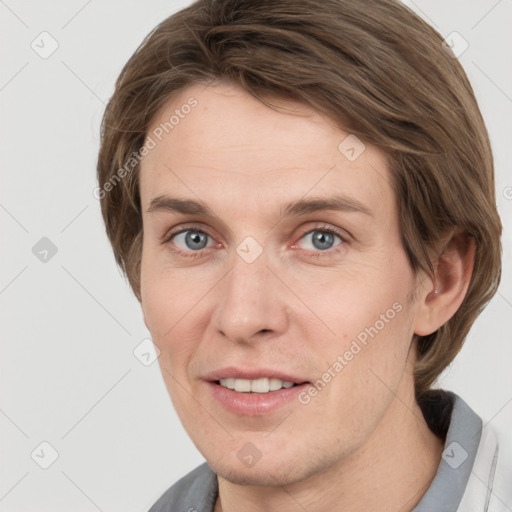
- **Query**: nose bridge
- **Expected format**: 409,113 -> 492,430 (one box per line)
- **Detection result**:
212,245 -> 287,343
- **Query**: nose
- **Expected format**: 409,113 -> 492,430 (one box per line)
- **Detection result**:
212,249 -> 289,345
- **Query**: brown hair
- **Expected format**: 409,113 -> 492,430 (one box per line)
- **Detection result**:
96,0 -> 502,397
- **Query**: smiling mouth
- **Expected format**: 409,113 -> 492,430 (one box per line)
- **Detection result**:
215,377 -> 306,394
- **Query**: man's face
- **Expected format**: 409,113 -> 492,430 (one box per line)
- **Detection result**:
139,82 -> 423,486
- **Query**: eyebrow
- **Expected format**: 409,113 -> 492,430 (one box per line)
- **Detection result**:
282,195 -> 372,217
146,194 -> 373,218
147,196 -> 214,216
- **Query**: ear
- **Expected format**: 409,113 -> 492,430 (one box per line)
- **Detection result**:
413,231 -> 476,336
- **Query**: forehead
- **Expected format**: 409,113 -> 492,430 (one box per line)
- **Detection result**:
139,82 -> 394,223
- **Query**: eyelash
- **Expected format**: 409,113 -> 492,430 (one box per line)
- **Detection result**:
161,223 -> 349,259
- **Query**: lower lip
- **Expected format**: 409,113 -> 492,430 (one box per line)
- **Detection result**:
206,381 -> 309,416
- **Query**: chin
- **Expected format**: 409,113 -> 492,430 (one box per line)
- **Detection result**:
208,449 -> 323,487
214,464 -> 307,487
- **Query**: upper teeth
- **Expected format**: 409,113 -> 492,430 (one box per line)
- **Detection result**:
219,378 -> 296,393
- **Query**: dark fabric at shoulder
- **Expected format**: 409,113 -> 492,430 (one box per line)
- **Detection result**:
417,388 -> 454,439
148,462 -> 218,512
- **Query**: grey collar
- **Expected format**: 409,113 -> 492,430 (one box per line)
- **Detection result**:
412,390 -> 482,511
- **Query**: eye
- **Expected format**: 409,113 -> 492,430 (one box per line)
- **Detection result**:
170,229 -> 214,252
297,227 -> 344,252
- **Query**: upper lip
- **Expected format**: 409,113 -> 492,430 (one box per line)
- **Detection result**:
203,367 -> 309,384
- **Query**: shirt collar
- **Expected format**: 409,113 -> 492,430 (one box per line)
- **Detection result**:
412,390 -> 483,511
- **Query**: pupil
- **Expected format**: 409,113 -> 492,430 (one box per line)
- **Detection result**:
313,231 -> 333,250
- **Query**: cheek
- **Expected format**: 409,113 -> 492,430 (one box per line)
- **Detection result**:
140,259 -> 213,376
304,299 -> 414,435
140,254 -> 178,351
297,260 -> 410,338
296,254 -> 415,392
141,242 -> 196,333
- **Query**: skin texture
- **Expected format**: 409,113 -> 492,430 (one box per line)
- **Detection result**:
139,81 -> 475,512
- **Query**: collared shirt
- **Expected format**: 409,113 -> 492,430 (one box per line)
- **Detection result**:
148,390 -> 512,511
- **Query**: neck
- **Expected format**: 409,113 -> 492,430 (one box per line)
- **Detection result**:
214,382 -> 444,512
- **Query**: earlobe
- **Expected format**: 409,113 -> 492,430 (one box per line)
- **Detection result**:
413,231 -> 476,336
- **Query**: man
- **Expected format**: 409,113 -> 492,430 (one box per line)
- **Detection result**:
96,0 -> 511,510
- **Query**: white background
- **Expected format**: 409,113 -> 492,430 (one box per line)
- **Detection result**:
1,1 -> 511,510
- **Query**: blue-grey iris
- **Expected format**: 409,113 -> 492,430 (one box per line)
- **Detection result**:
186,231 -> 208,250
312,231 -> 334,250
